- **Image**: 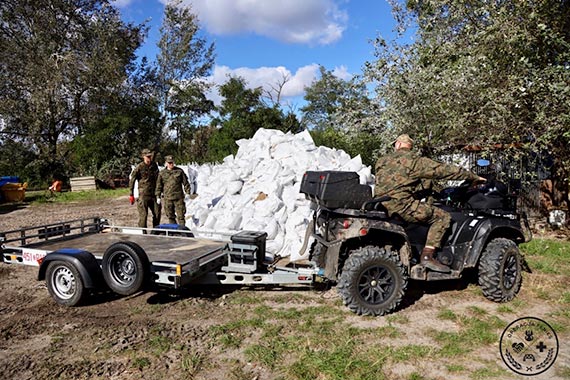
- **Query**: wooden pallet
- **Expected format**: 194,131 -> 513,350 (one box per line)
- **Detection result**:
70,176 -> 96,192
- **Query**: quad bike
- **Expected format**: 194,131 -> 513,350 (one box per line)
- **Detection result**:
299,162 -> 532,316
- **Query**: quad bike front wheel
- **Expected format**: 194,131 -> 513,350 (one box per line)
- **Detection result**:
337,245 -> 408,316
478,238 -> 523,302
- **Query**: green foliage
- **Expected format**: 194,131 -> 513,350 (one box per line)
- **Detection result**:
0,140 -> 42,186
0,0 -> 145,181
301,66 -> 386,166
366,0 -> 570,207
157,0 -> 215,155
71,81 -> 162,179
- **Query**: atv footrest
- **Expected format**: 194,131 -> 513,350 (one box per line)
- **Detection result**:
410,265 -> 461,280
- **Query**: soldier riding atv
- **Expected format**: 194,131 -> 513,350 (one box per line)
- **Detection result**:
300,155 -> 531,316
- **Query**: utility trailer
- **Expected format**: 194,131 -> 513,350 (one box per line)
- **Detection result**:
0,217 -> 320,306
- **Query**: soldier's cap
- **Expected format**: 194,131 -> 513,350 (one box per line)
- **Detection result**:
141,148 -> 153,157
165,155 -> 174,163
394,134 -> 414,145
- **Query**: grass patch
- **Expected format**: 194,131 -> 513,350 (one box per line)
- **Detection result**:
386,314 -> 410,325
288,337 -> 387,380
495,304 -> 513,313
389,345 -> 433,362
208,317 -> 265,348
521,239 -> 570,275
469,364 -> 509,380
131,356 -> 151,370
147,332 -> 171,356
180,349 -> 207,376
431,314 -> 505,357
446,364 -> 465,372
27,188 -> 129,205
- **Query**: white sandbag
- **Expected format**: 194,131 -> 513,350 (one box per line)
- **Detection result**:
226,180 -> 243,195
183,128 -> 374,261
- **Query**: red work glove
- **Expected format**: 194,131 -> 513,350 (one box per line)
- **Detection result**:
129,195 -> 135,205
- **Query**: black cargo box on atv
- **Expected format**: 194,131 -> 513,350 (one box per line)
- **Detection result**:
300,171 -> 372,209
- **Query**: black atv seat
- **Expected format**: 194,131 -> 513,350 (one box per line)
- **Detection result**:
361,196 -> 391,212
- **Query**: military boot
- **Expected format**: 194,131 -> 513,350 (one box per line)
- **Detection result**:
420,247 -> 451,273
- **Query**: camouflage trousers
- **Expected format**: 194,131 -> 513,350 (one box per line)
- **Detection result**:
385,198 -> 451,248
163,198 -> 187,226
137,196 -> 161,228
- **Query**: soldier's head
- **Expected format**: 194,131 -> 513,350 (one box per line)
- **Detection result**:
165,155 -> 175,169
141,148 -> 153,164
394,134 -> 413,150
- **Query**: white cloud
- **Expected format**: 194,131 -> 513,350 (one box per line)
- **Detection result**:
167,0 -> 348,45
206,63 -> 352,105
208,64 -> 319,103
111,0 -> 136,8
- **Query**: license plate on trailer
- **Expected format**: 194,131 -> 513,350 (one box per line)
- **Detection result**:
22,248 -> 47,266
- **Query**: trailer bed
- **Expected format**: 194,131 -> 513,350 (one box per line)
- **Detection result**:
24,231 -> 227,265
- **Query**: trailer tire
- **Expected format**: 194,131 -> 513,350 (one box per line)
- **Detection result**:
337,245 -> 407,316
102,242 -> 149,296
46,260 -> 86,306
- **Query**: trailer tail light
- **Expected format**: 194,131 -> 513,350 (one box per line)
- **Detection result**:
176,264 -> 182,276
342,220 -> 351,229
359,228 -> 368,236
298,276 -> 309,281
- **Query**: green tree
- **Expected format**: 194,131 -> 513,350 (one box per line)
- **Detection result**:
302,66 -> 382,165
70,58 -> 163,182
157,0 -> 215,158
366,0 -> 570,208
0,0 -> 144,180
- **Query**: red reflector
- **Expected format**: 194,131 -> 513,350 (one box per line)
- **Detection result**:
298,276 -> 308,281
359,228 -> 368,236
319,175 -> 325,180
37,257 -> 44,265
343,220 -> 351,228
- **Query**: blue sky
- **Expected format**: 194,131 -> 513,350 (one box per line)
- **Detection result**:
113,0 -> 399,108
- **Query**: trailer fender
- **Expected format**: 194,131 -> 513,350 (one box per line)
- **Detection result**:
38,249 -> 102,289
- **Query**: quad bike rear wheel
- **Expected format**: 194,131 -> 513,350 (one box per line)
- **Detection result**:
337,245 -> 408,316
478,238 -> 523,302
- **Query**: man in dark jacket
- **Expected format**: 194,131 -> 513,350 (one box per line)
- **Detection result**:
375,134 -> 485,272
155,155 -> 194,225
129,148 -> 161,228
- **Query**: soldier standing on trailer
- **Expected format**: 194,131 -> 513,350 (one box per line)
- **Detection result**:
129,148 -> 161,228
155,155 -> 193,226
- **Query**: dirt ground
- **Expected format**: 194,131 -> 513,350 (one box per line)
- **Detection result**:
0,195 -> 568,380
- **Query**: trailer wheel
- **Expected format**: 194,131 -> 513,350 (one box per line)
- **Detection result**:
102,242 -> 149,296
337,245 -> 407,316
478,238 -> 522,302
46,261 -> 86,306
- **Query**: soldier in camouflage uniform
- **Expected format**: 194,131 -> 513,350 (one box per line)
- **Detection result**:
129,148 -> 161,229
375,134 -> 485,272
155,155 -> 193,225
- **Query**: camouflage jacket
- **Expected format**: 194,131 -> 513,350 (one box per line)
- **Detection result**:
129,161 -> 159,199
156,166 -> 192,201
374,148 -> 480,201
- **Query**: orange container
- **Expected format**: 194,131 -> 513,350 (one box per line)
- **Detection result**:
1,182 -> 27,202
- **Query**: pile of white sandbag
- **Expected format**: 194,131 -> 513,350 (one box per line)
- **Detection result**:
182,128 -> 373,261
